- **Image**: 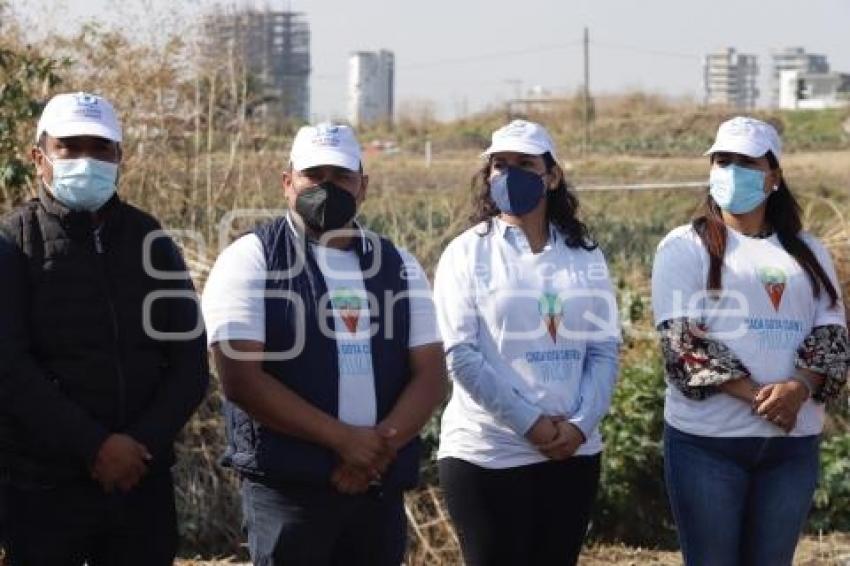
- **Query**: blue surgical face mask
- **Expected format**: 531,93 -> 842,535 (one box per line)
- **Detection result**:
489,165 -> 546,216
42,154 -> 119,212
709,164 -> 768,214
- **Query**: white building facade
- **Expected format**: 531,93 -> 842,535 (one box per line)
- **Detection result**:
770,47 -> 830,107
348,50 -> 395,126
703,48 -> 759,109
779,70 -> 850,110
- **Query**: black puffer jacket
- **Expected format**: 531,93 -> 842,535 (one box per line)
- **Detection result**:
0,187 -> 209,485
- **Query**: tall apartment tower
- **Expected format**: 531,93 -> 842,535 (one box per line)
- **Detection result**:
348,50 -> 395,126
203,7 -> 311,122
703,48 -> 759,109
770,47 -> 829,107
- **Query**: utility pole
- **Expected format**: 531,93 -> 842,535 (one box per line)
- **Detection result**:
583,26 -> 590,155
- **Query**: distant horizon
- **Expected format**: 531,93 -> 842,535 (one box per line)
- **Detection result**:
9,0 -> 849,121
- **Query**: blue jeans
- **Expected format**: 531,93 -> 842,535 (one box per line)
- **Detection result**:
240,477 -> 407,566
664,424 -> 820,566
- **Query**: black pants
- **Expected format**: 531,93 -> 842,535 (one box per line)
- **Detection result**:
5,472 -> 177,566
241,477 -> 407,566
0,481 -> 7,559
439,455 -> 601,566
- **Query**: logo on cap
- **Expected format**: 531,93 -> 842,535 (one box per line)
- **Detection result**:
72,93 -> 103,120
312,124 -> 342,148
502,121 -> 531,137
725,119 -> 758,137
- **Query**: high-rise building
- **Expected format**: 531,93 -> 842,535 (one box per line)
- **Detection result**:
348,50 -> 395,126
770,47 -> 829,107
703,48 -> 759,109
203,7 -> 311,122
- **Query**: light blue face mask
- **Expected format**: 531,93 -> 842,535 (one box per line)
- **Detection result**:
42,154 -> 119,212
709,164 -> 769,214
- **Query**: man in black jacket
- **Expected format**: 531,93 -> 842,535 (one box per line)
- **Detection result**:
0,91 -> 209,565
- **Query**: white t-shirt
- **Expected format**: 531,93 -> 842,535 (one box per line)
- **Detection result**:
651,224 -> 846,438
202,228 -> 440,426
435,219 -> 620,468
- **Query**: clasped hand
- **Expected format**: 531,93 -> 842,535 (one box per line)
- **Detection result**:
752,380 -> 809,433
526,415 -> 586,460
331,423 -> 398,494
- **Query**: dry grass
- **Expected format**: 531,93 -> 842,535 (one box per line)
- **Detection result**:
578,533 -> 850,565
403,487 -> 461,565
172,530 -> 850,566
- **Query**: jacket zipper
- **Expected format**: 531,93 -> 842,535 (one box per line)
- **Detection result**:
94,229 -> 127,429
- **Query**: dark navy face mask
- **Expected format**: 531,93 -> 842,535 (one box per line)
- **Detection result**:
489,165 -> 546,216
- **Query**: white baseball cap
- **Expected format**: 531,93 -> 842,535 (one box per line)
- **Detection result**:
482,119 -> 558,161
704,116 -> 782,162
35,92 -> 122,144
289,122 -> 362,172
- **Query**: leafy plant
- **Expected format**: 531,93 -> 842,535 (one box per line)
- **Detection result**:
810,432 -> 850,532
590,357 -> 678,548
0,43 -> 67,202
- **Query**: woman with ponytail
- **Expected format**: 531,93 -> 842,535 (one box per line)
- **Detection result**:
651,117 -> 849,566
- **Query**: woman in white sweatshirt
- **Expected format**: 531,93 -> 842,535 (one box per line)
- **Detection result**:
433,120 -> 620,566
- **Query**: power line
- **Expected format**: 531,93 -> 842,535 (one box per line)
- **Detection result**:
400,40 -> 583,71
591,40 -> 701,60
318,39 -> 699,83
311,40 -> 584,81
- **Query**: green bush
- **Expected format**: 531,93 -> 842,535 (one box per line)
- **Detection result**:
590,357 -> 678,548
0,43 -> 67,202
810,432 -> 850,532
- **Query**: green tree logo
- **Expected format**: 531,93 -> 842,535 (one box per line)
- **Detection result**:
538,292 -> 563,343
758,266 -> 787,311
331,289 -> 362,334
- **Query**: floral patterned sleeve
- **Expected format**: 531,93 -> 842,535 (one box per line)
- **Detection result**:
795,324 -> 850,403
657,317 -> 751,401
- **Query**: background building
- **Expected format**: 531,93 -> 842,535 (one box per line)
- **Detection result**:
779,69 -> 850,109
770,47 -> 829,107
348,50 -> 395,126
703,47 -> 759,109
203,7 -> 311,122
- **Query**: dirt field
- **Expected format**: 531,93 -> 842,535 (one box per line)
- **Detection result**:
175,533 -> 850,565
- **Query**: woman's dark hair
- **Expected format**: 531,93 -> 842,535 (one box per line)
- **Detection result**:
693,151 -> 838,306
469,152 -> 597,250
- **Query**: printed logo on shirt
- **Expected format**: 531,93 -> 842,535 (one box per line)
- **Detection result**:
338,342 -> 373,374
331,288 -> 362,334
758,266 -> 787,311
538,292 -> 563,343
523,348 -> 583,383
745,316 -> 805,351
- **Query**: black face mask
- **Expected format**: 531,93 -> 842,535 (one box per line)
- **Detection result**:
294,181 -> 358,233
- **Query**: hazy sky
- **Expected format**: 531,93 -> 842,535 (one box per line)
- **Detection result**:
10,0 -> 850,120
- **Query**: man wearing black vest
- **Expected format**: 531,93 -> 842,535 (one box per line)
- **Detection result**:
203,123 -> 447,566
0,92 -> 209,565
